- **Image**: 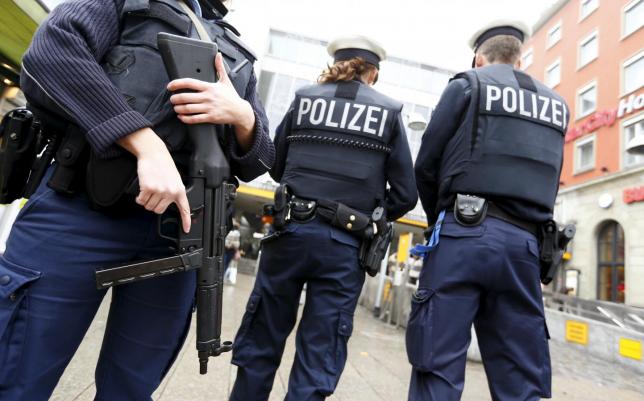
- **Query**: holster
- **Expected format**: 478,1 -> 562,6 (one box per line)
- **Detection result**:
267,184 -> 290,231
47,124 -> 89,196
358,207 -> 392,276
538,220 -> 575,285
85,152 -> 139,211
0,108 -> 40,203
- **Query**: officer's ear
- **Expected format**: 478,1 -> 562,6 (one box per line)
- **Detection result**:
514,58 -> 522,70
474,54 -> 487,68
366,68 -> 379,86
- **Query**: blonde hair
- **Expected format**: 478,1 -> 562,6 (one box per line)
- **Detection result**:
318,57 -> 378,84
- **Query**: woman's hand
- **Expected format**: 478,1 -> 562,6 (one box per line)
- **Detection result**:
168,53 -> 255,151
118,128 -> 192,233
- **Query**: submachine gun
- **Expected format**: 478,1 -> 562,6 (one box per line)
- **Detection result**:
95,33 -> 235,374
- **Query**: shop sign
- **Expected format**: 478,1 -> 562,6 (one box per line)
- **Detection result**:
565,110 -> 616,143
624,186 -> 644,204
618,93 -> 644,118
565,91 -> 644,143
565,320 -> 589,345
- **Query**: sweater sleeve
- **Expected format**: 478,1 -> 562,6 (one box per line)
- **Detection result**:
20,0 -> 151,157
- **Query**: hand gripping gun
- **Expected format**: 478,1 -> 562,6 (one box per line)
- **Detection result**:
95,33 -> 235,374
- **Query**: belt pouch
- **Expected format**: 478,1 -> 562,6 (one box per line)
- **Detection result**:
47,125 -> 88,196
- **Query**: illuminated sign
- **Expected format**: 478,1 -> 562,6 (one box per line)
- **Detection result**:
566,110 -> 617,143
565,91 -> 643,143
624,186 -> 644,204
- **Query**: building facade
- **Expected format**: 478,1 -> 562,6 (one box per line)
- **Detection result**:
523,0 -> 644,306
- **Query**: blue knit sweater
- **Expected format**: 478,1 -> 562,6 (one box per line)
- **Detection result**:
20,0 -> 273,182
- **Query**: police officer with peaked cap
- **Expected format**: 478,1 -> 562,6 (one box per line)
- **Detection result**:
230,35 -> 418,401
0,0 -> 273,399
407,21 -> 569,400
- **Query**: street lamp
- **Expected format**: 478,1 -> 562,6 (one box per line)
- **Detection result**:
625,135 -> 644,155
406,112 -> 428,131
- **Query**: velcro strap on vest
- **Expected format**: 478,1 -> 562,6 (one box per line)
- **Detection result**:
124,1 -> 191,37
513,70 -> 538,93
335,81 -> 361,100
122,0 -> 149,14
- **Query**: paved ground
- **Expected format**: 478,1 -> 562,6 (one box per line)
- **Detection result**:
52,273 -> 644,401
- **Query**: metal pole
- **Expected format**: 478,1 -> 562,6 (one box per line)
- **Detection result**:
373,244 -> 390,316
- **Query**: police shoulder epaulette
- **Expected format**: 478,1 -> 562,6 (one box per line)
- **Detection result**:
218,21 -> 257,62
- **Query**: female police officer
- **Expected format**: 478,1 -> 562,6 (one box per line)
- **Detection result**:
229,36 -> 417,401
0,0 -> 273,400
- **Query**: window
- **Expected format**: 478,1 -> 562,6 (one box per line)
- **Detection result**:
258,71 -> 314,138
545,60 -> 561,88
580,0 -> 599,20
577,82 -> 597,118
547,22 -> 562,48
597,221 -> 625,304
267,30 -> 328,67
623,0 -> 644,37
578,31 -> 598,68
521,49 -> 533,69
574,135 -> 595,173
624,115 -> 644,167
623,51 -> 644,94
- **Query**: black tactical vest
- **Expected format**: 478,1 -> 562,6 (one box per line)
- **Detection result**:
281,81 -> 402,213
442,64 -> 569,212
86,0 -> 256,207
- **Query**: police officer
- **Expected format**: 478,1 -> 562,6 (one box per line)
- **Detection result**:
407,21 -> 568,401
230,36 -> 417,401
0,0 -> 273,400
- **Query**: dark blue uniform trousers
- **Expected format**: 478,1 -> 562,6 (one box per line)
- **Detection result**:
406,214 -> 551,401
0,179 -> 195,400
230,219 -> 365,401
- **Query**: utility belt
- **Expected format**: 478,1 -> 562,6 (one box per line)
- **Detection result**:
263,185 -> 392,276
414,194 -> 575,285
450,194 -> 538,236
0,106 -> 75,204
0,105 -> 146,212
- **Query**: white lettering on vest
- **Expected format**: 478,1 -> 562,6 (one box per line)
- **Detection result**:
486,85 -> 501,111
296,96 -> 389,137
519,90 -> 532,117
325,100 -> 339,128
538,95 -> 551,123
348,104 -> 365,131
502,86 -> 517,113
551,99 -> 563,127
310,98 -> 326,125
340,102 -> 350,129
297,98 -> 312,125
484,84 -> 567,129
378,109 -> 389,137
364,106 -> 380,135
